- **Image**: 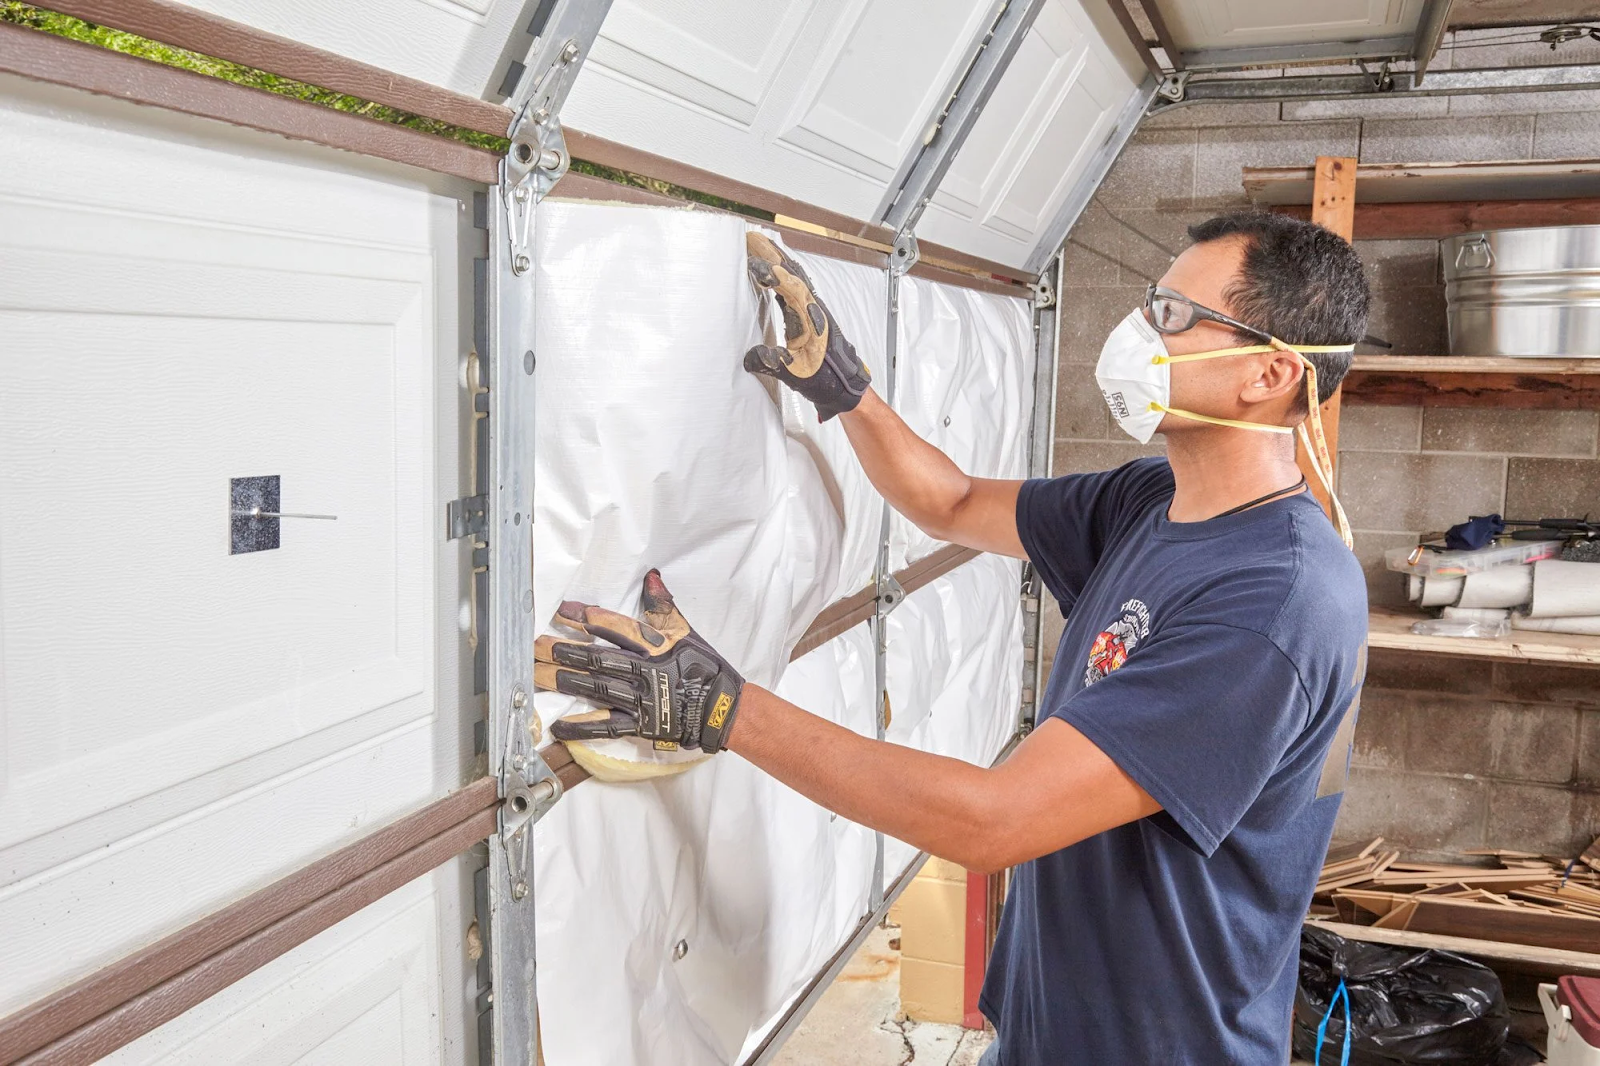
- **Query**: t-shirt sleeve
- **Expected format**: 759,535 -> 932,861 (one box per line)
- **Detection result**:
1015,458 -> 1171,610
1053,622 -> 1311,857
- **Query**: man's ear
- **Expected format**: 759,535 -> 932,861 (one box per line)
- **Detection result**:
1238,349 -> 1304,409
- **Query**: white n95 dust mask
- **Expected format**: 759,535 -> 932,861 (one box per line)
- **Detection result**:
1094,308 -> 1356,548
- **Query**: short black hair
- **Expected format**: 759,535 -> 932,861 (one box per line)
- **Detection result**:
1186,212 -> 1370,408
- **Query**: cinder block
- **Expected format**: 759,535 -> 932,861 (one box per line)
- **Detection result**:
1335,767 -> 1488,851
1443,28 -> 1600,70
1490,704 -> 1578,785
1505,458 -> 1600,521
1403,696 -> 1495,777
1057,285 -> 1144,365
1456,89 -> 1600,118
1096,129 -> 1197,210
1361,286 -> 1449,354
897,877 -> 966,966
1359,115 -> 1534,165
1105,207 -> 1210,287
1580,712 -> 1600,788
1193,122 -> 1360,206
1367,649 -> 1494,696
1351,690 -> 1407,770
1052,439 -> 1167,477
900,957 -> 965,1025
1340,406 -> 1422,453
1486,782 -> 1589,856
1352,530 -> 1424,609
1054,373 -> 1110,441
1358,241 -> 1443,291
922,857 -> 968,883
1142,100 -> 1282,129
1283,95 -> 1448,121
1534,110 -> 1600,157
1422,409 -> 1599,458
1336,452 -> 1505,533
1493,662 -> 1600,709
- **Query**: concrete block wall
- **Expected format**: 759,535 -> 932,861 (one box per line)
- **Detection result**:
890,858 -> 970,1024
1042,25 -> 1600,855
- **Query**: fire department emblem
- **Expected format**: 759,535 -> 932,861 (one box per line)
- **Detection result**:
1084,599 -> 1151,687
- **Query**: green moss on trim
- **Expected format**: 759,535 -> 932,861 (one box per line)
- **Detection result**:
567,159 -> 773,220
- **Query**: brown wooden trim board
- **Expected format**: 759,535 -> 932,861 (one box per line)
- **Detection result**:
1273,197 -> 1600,240
0,20 -> 500,183
0,777 -> 498,1065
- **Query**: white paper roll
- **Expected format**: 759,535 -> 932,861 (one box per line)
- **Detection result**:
1419,575 -> 1463,607
1442,607 -> 1510,623
1512,613 -> 1600,635
1528,559 -> 1600,617
1407,575 -> 1423,603
1456,564 -> 1533,609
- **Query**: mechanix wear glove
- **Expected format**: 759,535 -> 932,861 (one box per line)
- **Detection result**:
540,570 -> 744,753
745,231 -> 871,421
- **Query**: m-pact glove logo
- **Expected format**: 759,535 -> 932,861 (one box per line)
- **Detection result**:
707,692 -> 734,731
1084,598 -> 1151,688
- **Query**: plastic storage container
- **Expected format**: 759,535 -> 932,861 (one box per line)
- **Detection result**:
1542,977 -> 1600,1066
1385,539 -> 1564,578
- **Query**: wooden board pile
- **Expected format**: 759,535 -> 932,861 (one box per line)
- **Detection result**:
1311,836 -> 1600,954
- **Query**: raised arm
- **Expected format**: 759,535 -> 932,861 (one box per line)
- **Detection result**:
745,233 -> 1026,559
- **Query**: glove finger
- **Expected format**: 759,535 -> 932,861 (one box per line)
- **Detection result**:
743,344 -> 790,377
550,708 -> 642,742
537,660 -> 647,711
746,254 -> 778,290
536,634 -> 644,680
639,569 -> 693,645
554,600 -> 665,655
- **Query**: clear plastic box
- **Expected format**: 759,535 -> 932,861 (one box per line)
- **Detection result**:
1385,539 -> 1564,578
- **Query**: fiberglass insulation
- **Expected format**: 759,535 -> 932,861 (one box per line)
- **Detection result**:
530,201 -> 1031,1064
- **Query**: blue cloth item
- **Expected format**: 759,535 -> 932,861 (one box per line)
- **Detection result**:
1445,513 -> 1504,551
1314,977 -> 1353,1066
980,458 -> 1369,1066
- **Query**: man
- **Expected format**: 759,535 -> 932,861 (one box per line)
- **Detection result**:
541,212 -> 1371,1064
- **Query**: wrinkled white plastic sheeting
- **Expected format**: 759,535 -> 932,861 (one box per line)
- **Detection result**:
882,553 -> 1025,887
528,200 -> 1031,1064
891,277 -> 1034,570
756,234 -> 888,600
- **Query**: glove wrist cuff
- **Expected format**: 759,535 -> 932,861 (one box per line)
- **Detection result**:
696,676 -> 743,753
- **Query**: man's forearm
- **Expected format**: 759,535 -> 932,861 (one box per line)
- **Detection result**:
727,682 -> 1011,872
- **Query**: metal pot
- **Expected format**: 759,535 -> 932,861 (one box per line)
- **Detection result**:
1441,225 -> 1600,356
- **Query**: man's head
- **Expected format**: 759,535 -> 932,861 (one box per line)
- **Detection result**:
1156,212 -> 1370,428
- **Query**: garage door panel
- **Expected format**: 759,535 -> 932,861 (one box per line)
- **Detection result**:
102,874 -> 449,1065
0,74 -> 471,1056
1156,0 -> 1425,48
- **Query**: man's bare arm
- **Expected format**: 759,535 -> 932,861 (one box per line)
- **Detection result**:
840,390 -> 1026,558
727,684 -> 1160,873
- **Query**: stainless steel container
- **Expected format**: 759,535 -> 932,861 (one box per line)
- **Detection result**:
1441,225 -> 1600,356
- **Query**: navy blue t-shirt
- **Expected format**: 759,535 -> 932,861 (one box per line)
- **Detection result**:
981,458 -> 1368,1065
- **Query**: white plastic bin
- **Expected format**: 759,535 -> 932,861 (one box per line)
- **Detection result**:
1542,978 -> 1600,1065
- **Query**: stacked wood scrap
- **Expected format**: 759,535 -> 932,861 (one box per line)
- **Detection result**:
1309,837 -> 1600,953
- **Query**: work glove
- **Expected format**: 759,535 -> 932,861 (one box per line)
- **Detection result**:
745,231 -> 871,421
540,570 -> 744,753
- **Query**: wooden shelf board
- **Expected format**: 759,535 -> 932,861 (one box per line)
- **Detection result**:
1245,159 -> 1600,205
1351,355 -> 1600,374
1306,919 -> 1600,977
1369,607 -> 1600,666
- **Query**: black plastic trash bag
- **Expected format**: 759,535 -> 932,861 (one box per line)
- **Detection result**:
1292,926 -> 1508,1065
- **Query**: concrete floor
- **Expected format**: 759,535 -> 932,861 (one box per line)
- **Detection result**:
772,923 -> 993,1066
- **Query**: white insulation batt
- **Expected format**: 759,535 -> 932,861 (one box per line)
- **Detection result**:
529,201 -> 1031,1065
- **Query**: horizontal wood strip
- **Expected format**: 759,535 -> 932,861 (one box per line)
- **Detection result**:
0,21 -> 499,183
548,544 -> 987,786
19,806 -> 499,1066
41,0 -> 513,134
0,777 -> 498,1064
1274,198 -> 1600,240
1344,368 -> 1600,409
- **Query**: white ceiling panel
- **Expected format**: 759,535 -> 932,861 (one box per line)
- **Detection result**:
1155,0 -> 1427,49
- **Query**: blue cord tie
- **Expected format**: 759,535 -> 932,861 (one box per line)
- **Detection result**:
1314,977 -> 1352,1066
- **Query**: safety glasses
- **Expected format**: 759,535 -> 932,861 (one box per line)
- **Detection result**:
1144,284 -> 1271,344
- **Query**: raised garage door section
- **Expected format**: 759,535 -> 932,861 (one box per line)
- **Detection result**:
561,0 -> 1146,269
0,71 -> 477,1060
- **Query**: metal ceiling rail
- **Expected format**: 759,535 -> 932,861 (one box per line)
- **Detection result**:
1161,62 -> 1600,106
1412,0 -> 1456,82
1177,34 -> 1417,70
873,0 -> 1050,234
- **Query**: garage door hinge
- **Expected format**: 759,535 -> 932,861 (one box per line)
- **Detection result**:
447,494 -> 489,539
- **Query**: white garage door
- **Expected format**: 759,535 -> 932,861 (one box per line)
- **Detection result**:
0,71 -> 478,1060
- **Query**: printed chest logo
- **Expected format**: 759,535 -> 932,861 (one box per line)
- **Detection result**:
1084,598 -> 1151,688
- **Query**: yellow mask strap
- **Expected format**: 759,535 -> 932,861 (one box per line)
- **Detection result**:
1148,401 -> 1292,435
1153,342 -> 1354,365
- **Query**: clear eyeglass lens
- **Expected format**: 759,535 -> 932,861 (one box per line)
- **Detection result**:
1148,294 -> 1192,333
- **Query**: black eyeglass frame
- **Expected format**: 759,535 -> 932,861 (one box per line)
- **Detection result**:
1143,284 -> 1272,344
